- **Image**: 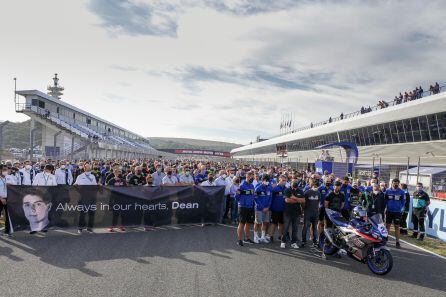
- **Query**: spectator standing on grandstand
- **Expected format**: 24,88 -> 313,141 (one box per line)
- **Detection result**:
162,167 -> 178,185
19,160 -> 36,185
179,167 -> 194,185
411,182 -> 430,241
151,164 -> 165,186
0,165 -> 11,236
235,172 -> 255,246
55,160 -> 73,185
384,178 -> 405,248
33,164 -> 57,186
74,164 -> 98,185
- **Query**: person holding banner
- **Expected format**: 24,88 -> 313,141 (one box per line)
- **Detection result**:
74,164 -> 98,185
55,161 -> 73,185
32,165 -> 57,186
73,163 -> 98,233
0,164 -> 11,236
19,160 -> 36,185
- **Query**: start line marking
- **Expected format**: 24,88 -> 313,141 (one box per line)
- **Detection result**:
388,235 -> 446,261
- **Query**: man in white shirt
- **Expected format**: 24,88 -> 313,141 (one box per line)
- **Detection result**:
215,170 -> 228,188
162,167 -> 178,185
201,173 -> 216,186
19,160 -> 36,185
55,160 -> 73,185
74,163 -> 97,234
33,165 -> 57,186
179,167 -> 195,185
74,164 -> 98,185
152,164 -> 165,186
0,165 -> 11,236
6,167 -> 21,185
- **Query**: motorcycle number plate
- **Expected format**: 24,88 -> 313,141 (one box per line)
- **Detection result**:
378,222 -> 388,237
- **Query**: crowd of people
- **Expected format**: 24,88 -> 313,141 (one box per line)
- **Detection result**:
0,158 -> 431,253
360,82 -> 441,114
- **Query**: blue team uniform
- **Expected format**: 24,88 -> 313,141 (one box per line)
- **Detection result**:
384,188 -> 406,212
254,184 -> 272,211
270,184 -> 286,212
235,180 -> 255,208
318,185 -> 333,208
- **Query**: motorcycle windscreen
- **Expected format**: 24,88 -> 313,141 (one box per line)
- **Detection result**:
369,213 -> 388,237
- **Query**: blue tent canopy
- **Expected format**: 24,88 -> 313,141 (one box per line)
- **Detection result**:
316,142 -> 359,164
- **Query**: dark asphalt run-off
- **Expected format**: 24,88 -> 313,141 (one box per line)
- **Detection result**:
0,224 -> 445,297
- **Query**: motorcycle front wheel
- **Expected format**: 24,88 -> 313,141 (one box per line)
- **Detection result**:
319,233 -> 338,255
367,248 -> 393,275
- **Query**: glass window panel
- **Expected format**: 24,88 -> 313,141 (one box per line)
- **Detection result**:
411,118 -> 421,142
428,114 -> 440,141
419,116 -> 430,141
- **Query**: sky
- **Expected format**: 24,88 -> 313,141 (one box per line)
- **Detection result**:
0,0 -> 445,144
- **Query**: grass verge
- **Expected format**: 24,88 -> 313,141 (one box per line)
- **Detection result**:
389,227 -> 446,257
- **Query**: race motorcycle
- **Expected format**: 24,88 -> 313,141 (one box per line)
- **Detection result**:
319,208 -> 393,275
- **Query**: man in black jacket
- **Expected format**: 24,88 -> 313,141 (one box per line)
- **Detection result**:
400,183 -> 411,235
365,183 -> 386,218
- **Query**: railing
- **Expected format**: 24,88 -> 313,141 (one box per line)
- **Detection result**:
271,84 -> 445,139
62,141 -> 87,157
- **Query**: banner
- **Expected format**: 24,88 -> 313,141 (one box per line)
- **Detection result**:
6,185 -> 225,233
426,199 -> 446,242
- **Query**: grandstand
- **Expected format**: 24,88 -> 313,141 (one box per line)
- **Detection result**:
231,85 -> 446,166
14,75 -> 167,160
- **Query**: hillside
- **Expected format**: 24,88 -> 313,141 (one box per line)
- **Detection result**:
0,120 -> 240,152
0,120 -> 41,149
147,137 -> 241,152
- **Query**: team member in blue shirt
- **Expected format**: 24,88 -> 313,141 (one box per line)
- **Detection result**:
235,172 -> 255,246
253,175 -> 272,243
317,177 -> 333,237
340,176 -> 352,219
384,178 -> 406,248
268,175 -> 287,242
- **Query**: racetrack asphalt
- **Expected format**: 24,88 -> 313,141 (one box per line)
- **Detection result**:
0,224 -> 444,297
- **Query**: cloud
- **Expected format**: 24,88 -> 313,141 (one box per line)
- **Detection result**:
111,65 -> 139,72
202,0 -> 302,15
87,0 -> 178,37
87,0 -> 304,38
